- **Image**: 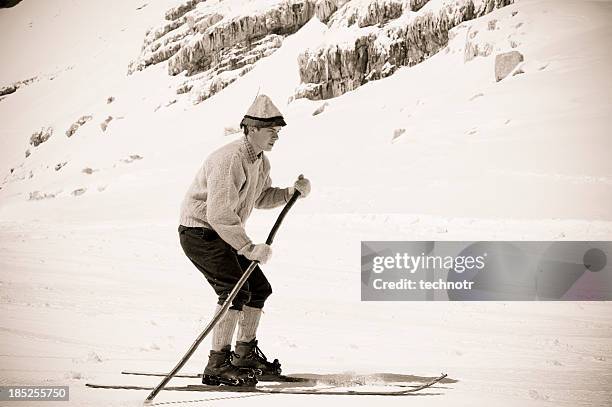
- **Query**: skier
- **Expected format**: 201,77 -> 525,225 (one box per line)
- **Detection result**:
178,94 -> 311,386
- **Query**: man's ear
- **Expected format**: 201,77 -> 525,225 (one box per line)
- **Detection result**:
247,127 -> 261,137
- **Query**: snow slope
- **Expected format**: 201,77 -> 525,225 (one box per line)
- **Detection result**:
1,0 -> 611,406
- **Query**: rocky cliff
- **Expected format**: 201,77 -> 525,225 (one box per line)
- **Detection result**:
295,0 -> 514,100
129,0 -> 513,103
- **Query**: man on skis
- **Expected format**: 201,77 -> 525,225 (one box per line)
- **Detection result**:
178,94 -> 311,386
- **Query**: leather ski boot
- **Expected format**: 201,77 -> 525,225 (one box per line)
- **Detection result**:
202,346 -> 257,386
232,338 -> 282,377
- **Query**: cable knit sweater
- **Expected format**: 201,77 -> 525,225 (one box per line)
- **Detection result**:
179,137 -> 291,251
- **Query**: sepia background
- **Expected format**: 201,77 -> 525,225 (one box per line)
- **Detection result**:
1,0 -> 611,405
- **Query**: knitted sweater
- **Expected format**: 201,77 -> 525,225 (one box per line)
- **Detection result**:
179,138 -> 291,251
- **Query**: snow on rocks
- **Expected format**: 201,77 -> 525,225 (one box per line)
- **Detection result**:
314,0 -> 351,23
295,0 -> 514,100
392,127 -> 406,140
0,76 -> 38,98
130,0 -> 514,103
312,101 -> 329,115
99,116 -> 113,132
463,8 -> 523,63
65,115 -> 93,138
120,154 -> 143,164
0,84 -> 18,96
164,0 -> 207,21
28,191 -> 57,201
185,35 -> 282,104
325,0 -> 406,28
129,0 -> 318,103
165,0 -> 315,76
29,127 -> 53,147
464,28 -> 494,61
410,0 -> 428,12
71,188 -> 86,197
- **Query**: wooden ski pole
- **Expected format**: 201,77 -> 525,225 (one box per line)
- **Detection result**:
144,189 -> 301,404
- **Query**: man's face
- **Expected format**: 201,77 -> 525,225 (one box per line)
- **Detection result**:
248,126 -> 282,152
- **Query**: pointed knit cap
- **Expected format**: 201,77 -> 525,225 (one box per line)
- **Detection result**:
240,94 -> 287,128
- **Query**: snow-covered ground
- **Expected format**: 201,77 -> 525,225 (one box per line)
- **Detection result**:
1,0 -> 611,406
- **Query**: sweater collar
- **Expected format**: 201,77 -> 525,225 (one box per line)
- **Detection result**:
242,137 -> 262,164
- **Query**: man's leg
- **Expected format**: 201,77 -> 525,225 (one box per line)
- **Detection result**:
211,305 -> 239,351
235,258 -> 272,341
178,226 -> 251,335
178,226 -> 256,385
236,305 -> 261,343
232,257 -> 280,375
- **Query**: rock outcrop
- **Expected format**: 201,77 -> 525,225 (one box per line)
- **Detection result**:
176,34 -> 283,104
295,0 -> 514,100
167,1 -> 316,76
463,9 -> 523,63
30,127 -> 53,147
130,0 -> 514,103
495,50 -> 523,82
409,0 -> 428,12
0,84 -> 17,96
29,191 -> 57,201
129,0 -> 320,103
100,116 -> 113,132
314,0 -> 351,23
1,76 -> 38,98
325,0 -> 405,28
66,115 -> 92,138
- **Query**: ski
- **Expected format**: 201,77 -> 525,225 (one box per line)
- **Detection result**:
121,370 -> 311,382
122,370 -> 200,379
86,373 -> 447,396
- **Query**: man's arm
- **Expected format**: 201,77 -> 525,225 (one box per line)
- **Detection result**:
255,174 -> 292,209
205,153 -> 252,251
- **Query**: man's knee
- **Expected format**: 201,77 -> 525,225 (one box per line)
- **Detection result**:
218,287 -> 251,311
260,283 -> 272,301
248,282 -> 272,308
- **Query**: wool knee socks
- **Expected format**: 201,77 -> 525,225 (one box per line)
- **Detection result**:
237,305 -> 262,342
211,305 -> 239,351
